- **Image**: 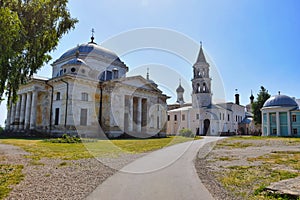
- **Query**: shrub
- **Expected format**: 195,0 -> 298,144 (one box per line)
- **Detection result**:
45,134 -> 96,143
179,128 -> 195,138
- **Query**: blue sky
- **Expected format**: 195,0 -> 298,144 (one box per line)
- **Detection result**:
1,0 -> 300,126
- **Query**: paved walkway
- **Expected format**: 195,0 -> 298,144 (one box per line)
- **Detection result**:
86,136 -> 223,200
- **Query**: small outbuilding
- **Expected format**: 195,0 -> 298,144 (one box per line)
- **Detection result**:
261,93 -> 300,137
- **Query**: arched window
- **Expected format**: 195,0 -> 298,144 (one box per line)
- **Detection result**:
203,83 -> 206,92
197,83 -> 201,93
81,92 -> 88,101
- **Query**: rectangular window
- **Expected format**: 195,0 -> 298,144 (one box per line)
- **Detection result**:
174,115 -> 177,121
219,113 -> 221,120
54,108 -> 59,125
182,114 -> 185,121
272,128 -> 277,134
228,114 -> 230,121
271,114 -> 276,123
223,113 -> 224,120
292,115 -> 297,122
236,115 -> 237,122
196,114 -> 199,120
167,115 -> 170,121
293,128 -> 298,135
80,109 -> 88,126
293,128 -> 298,134
56,92 -> 60,100
81,92 -> 88,101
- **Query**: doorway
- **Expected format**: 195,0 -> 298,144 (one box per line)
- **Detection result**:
203,119 -> 210,135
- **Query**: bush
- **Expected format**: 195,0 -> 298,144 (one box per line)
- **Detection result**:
45,134 -> 97,143
0,126 -> 3,134
179,128 -> 195,138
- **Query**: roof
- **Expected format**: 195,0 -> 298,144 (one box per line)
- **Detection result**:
263,95 -> 298,108
63,58 -> 88,66
168,106 -> 193,112
196,44 -> 207,63
57,43 -> 120,62
176,84 -> 184,93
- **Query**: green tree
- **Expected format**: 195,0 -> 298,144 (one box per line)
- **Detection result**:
0,0 -> 78,104
252,86 -> 271,124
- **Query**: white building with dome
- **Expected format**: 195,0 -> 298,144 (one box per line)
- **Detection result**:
5,36 -> 169,138
261,93 -> 300,137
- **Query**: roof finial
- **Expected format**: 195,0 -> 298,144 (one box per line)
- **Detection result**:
179,78 -> 181,85
200,41 -> 202,48
90,28 -> 95,43
278,91 -> 281,95
235,88 -> 238,94
75,44 -> 79,58
146,67 -> 149,80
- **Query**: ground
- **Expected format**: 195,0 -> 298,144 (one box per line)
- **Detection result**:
0,136 -> 195,200
196,136 -> 300,200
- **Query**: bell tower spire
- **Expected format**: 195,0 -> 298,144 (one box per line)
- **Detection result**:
192,42 -> 212,108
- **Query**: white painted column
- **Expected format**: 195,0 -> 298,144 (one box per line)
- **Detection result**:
137,97 -> 142,132
261,111 -> 265,136
19,93 -> 26,130
24,92 -> 32,129
129,97 -> 133,132
276,112 -> 280,136
10,103 -> 16,130
15,95 -> 21,130
287,111 -> 291,136
266,112 -> 270,136
30,90 -> 38,129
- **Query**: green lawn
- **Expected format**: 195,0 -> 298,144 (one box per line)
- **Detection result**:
0,136 -> 200,160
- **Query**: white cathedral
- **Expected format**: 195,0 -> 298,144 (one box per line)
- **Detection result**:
5,36 -> 169,138
167,45 -> 247,136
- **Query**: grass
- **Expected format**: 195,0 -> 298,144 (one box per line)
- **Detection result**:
0,164 -> 24,199
213,137 -> 300,200
0,136 -> 200,160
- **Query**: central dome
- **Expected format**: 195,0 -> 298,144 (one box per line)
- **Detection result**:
263,95 -> 298,108
58,43 -> 120,61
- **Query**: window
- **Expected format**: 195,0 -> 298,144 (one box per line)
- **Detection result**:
56,92 -> 60,100
106,71 -> 112,80
54,108 -> 59,125
272,129 -> 277,134
71,67 -> 76,72
167,115 -> 170,121
228,114 -> 230,121
196,114 -> 199,120
174,115 -> 177,121
292,115 -> 297,122
60,69 -> 63,76
271,114 -> 276,123
223,113 -> 224,120
81,92 -> 88,101
80,109 -> 88,126
236,115 -> 237,122
182,114 -> 185,121
293,128 -> 298,134
219,113 -> 221,120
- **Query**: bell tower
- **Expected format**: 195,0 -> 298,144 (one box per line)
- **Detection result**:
192,43 -> 212,108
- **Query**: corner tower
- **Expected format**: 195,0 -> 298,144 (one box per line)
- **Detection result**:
192,43 -> 212,108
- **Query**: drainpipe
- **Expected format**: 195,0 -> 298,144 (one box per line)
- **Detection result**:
45,81 -> 54,132
61,79 -> 69,129
98,81 -> 103,127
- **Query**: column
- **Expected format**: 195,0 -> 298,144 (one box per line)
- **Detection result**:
276,112 -> 280,136
137,97 -> 142,132
129,96 -> 133,132
15,95 -> 21,130
30,90 -> 38,129
19,93 -> 26,130
24,92 -> 32,129
10,103 -> 16,130
287,111 -> 291,136
261,111 -> 265,136
266,112 -> 270,136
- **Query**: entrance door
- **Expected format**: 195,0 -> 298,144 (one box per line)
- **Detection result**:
203,119 -> 210,135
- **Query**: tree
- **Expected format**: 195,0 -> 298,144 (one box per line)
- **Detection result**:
0,0 -> 78,105
252,86 -> 271,124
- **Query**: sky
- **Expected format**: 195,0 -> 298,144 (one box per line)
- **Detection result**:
1,0 -> 300,126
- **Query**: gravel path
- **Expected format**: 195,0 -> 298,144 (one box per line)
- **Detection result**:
195,137 -> 300,200
0,143 -> 145,200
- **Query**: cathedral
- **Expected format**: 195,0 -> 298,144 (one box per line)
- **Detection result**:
5,36 -> 169,138
167,44 -> 246,136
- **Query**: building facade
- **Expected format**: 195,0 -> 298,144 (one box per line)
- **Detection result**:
261,94 -> 300,137
5,37 -> 169,138
167,44 -> 246,136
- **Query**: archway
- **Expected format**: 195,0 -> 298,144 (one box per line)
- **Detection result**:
203,119 -> 210,136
